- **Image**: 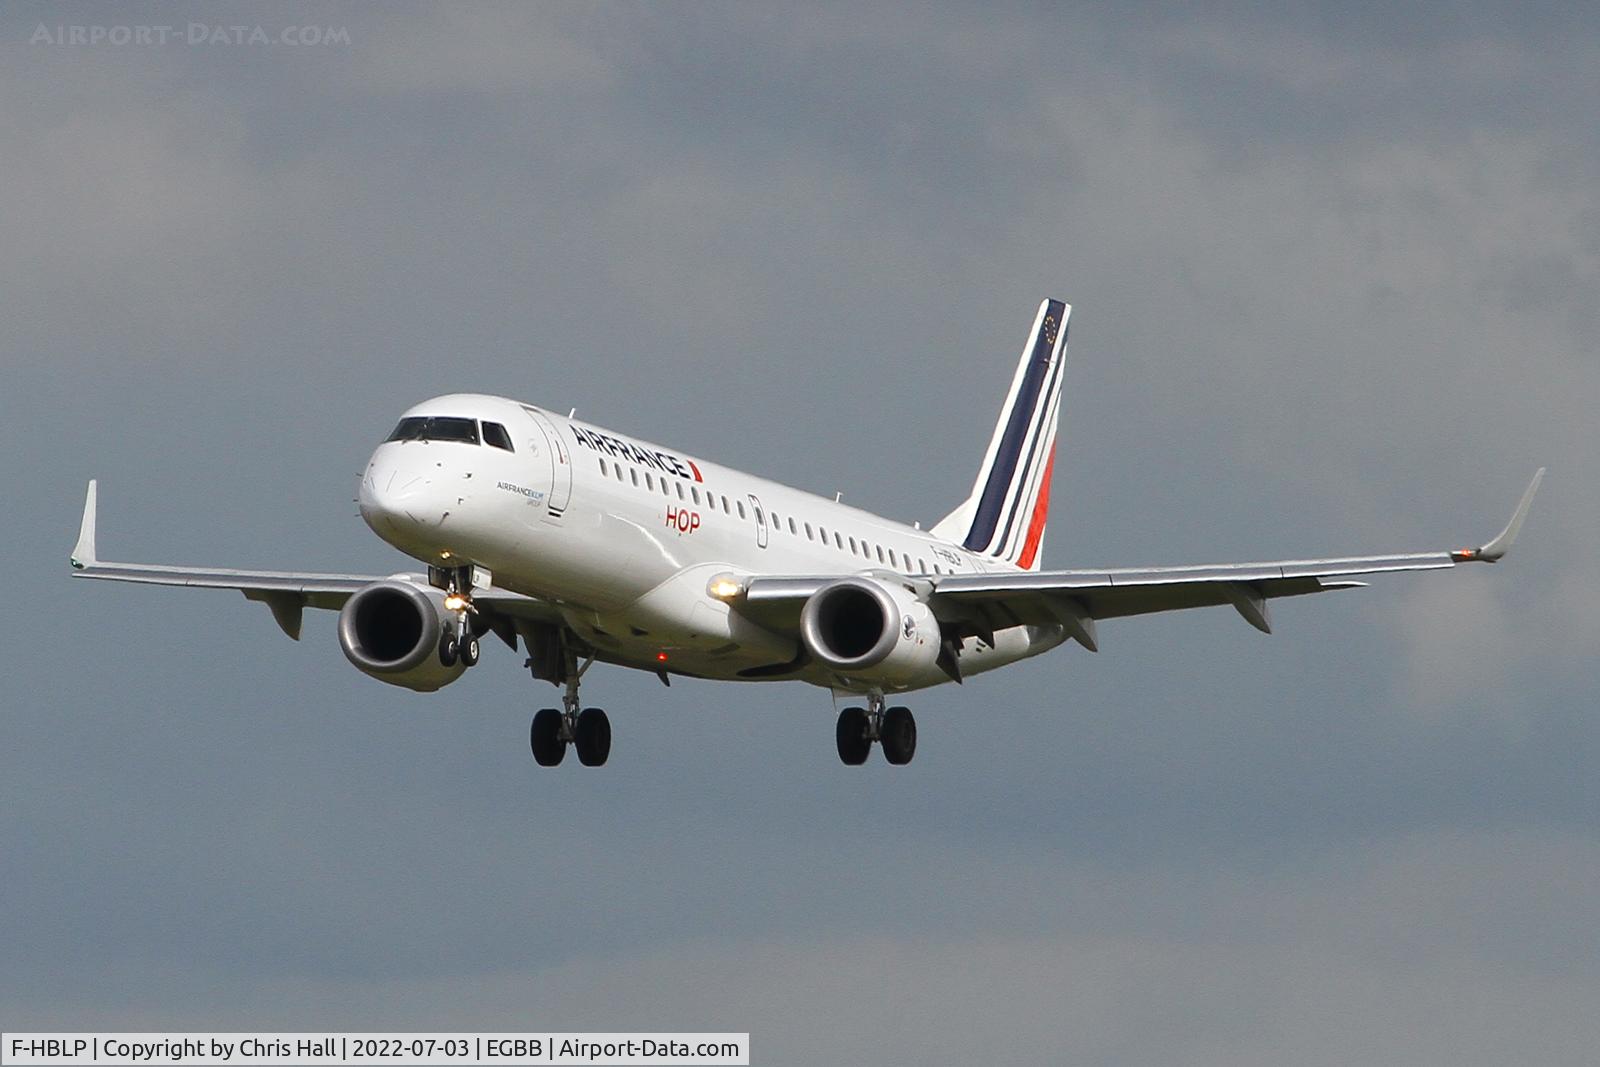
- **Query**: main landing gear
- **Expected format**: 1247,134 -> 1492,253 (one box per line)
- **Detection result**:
529,648 -> 610,767
836,693 -> 916,766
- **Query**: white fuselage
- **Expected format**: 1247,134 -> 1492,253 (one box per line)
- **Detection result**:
357,394 -> 1066,692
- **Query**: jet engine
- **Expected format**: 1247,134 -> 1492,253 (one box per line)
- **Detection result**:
337,580 -> 465,692
799,577 -> 941,687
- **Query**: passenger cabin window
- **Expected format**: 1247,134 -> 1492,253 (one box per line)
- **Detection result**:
692,487 -> 701,505
630,469 -> 639,487
737,501 -> 747,520
788,517 -> 797,535
386,416 -> 480,445
676,483 -> 685,499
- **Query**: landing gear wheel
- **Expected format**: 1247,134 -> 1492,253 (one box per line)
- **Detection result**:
530,708 -> 565,766
459,633 -> 480,667
439,633 -> 459,667
881,706 -> 916,765
836,707 -> 871,765
574,708 -> 611,767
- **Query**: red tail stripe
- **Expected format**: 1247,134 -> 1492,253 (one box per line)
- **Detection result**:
1015,448 -> 1055,570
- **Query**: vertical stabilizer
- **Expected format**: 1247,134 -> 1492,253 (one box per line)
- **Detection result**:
930,300 -> 1069,571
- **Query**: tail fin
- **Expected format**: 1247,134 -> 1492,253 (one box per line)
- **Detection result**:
930,299 -> 1069,571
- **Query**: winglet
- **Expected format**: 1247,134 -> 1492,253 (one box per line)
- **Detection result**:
71,480 -> 98,570
1454,468 -> 1545,563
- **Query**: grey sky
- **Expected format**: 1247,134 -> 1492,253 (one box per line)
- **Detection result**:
3,4 -> 1596,1063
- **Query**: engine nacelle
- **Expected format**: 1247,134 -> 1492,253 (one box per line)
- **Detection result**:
799,577 -> 941,688
337,580 -> 466,692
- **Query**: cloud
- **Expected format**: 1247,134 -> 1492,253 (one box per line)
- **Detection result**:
345,7 -> 616,98
9,830 -> 1598,1065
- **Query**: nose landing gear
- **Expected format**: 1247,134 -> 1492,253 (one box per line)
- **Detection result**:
439,626 -> 480,668
434,567 -> 482,669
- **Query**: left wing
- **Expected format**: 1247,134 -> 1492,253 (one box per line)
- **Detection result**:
743,469 -> 1545,650
68,480 -> 560,640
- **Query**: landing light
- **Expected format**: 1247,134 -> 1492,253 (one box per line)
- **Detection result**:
444,594 -> 468,612
707,574 -> 745,601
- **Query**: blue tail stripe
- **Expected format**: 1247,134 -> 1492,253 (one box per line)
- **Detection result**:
962,300 -> 1066,552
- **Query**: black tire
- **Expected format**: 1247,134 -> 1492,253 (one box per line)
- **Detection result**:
836,706 -> 871,765
881,706 -> 916,765
439,633 -> 459,668
575,707 -> 611,767
460,634 -> 481,667
530,708 -> 565,766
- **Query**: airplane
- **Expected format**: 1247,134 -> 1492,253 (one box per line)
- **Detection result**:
69,300 -> 1544,767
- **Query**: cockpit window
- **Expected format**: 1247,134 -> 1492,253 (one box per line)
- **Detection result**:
482,422 -> 514,452
386,416 -> 481,444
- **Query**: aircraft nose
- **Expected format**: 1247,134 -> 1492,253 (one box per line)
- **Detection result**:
359,455 -> 438,531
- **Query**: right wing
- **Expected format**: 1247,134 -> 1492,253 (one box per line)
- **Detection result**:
68,480 -> 560,640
